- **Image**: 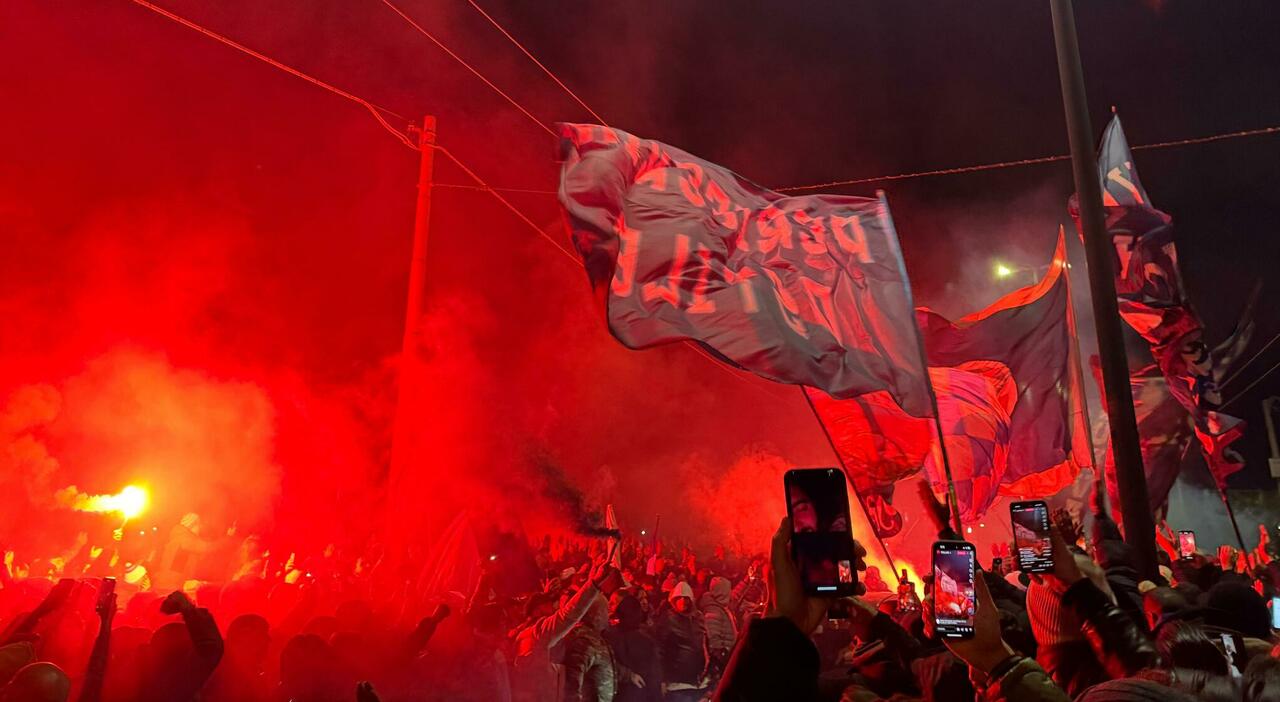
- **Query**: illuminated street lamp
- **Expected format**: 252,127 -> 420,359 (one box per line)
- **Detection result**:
994,263 -> 1014,278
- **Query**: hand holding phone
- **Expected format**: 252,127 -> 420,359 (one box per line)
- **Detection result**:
924,559 -> 1015,674
768,516 -> 866,635
96,577 -> 117,627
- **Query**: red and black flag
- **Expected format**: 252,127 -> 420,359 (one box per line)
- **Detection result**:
808,234 -> 1091,529
557,123 -> 932,416
1079,115 -> 1247,493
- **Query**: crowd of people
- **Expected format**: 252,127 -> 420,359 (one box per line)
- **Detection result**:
2,481 -> 1280,702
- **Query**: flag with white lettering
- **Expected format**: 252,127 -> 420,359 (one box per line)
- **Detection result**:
558,123 -> 931,415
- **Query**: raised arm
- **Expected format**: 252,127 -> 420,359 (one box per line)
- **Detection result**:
77,590 -> 116,702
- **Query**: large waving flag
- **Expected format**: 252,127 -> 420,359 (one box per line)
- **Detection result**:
809,234 -> 1091,527
557,123 -> 932,416
1080,114 -> 1247,490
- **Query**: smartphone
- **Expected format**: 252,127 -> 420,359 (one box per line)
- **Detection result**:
785,467 -> 858,596
1221,632 -> 1244,678
1010,500 -> 1053,573
932,541 -> 977,639
992,557 -> 1004,573
1271,596 -> 1280,630
1178,530 -> 1196,560
97,577 -> 116,612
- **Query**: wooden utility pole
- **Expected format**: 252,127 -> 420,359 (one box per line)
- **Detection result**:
389,116 -> 437,515
1050,0 -> 1158,578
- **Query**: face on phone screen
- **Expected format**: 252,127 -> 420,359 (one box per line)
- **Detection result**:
786,468 -> 857,596
933,541 -> 976,639
1011,501 -> 1053,573
1179,531 -> 1196,559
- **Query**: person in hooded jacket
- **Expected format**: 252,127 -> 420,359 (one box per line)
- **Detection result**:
699,577 -> 737,685
562,593 -> 616,702
604,594 -> 661,702
656,582 -> 707,702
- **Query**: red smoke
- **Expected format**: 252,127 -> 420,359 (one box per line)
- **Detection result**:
1,1 -> 1077,576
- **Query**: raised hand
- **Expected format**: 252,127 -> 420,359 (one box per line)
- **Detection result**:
916,480 -> 953,538
159,591 -> 195,616
1089,477 -> 1108,516
589,558 -> 619,593
355,681 -> 382,702
35,579 -> 76,616
96,592 -> 117,629
1052,508 -> 1083,548
430,603 -> 451,623
1218,545 -> 1237,571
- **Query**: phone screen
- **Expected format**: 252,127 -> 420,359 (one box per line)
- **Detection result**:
1010,501 -> 1053,573
932,541 -> 977,639
1271,597 -> 1280,630
1221,633 -> 1244,678
97,577 -> 116,611
785,468 -> 857,596
1178,530 -> 1196,560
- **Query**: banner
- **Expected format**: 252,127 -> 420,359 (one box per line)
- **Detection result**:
558,123 -> 931,416
809,233 -> 1090,528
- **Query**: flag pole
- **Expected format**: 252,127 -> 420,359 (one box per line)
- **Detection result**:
875,192 -> 963,534
1060,228 -> 1101,492
920,363 -> 963,535
799,387 -> 903,585
1049,0 -> 1157,579
1217,486 -> 1249,554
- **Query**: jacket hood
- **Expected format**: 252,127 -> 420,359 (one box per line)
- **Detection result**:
701,576 -> 731,605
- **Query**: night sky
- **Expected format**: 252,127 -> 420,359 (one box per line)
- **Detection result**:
3,0 -> 1278,537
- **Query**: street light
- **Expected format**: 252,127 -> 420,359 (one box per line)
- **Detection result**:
994,263 -> 1014,278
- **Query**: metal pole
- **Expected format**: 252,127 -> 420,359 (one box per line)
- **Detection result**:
875,193 -> 963,534
1219,487 -> 1249,554
1049,0 -> 1157,578
388,116 -> 438,529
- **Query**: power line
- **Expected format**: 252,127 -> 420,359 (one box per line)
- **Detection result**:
434,124 -> 1280,196
127,0 -> 417,150
462,0 -> 609,126
114,1 -> 1280,407
1222,329 -> 1280,389
775,154 -> 1072,192
1131,126 -> 1280,153
116,1 -> 827,406
430,144 -> 578,262
774,125 -> 1280,193
379,0 -> 557,139
1221,356 -> 1280,410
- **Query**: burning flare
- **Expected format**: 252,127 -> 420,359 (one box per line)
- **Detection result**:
56,484 -> 150,520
